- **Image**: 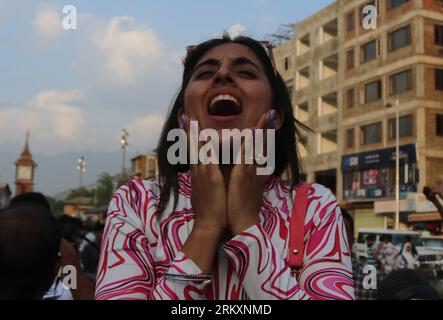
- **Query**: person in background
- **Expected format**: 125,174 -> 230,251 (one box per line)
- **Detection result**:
7,192 -> 96,300
378,269 -> 439,300
0,203 -> 60,299
81,222 -> 104,282
378,234 -> 397,275
79,218 -> 97,254
341,209 -> 373,300
56,238 -> 96,300
352,233 -> 379,300
374,235 -> 385,269
365,234 -> 378,268
397,240 -> 419,270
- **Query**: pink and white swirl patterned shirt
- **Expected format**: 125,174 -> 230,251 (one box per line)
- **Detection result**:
95,172 -> 355,300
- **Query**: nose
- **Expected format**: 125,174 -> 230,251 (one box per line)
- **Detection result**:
213,65 -> 235,86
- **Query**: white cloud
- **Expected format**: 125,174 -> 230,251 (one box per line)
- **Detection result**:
228,24 -> 247,39
0,90 -> 84,151
0,89 -> 165,156
0,14 -> 180,155
34,7 -> 62,38
72,14 -> 181,119
124,115 -> 165,152
93,16 -> 165,86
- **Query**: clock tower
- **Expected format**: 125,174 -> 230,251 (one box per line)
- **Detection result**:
15,131 -> 37,196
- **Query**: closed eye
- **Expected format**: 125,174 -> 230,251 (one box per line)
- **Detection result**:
195,70 -> 215,79
238,70 -> 257,78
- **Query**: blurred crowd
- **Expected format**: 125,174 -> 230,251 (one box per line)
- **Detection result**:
342,208 -> 440,300
0,191 -> 440,300
0,192 -> 103,300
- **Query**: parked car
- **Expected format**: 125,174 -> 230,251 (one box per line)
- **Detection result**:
417,236 -> 443,279
420,236 -> 443,250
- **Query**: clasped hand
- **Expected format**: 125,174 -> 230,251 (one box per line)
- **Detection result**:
182,112 -> 275,238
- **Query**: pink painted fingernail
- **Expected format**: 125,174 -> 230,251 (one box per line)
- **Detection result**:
180,114 -> 186,128
266,110 -> 276,123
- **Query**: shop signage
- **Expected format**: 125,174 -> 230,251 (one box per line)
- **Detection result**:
342,144 -> 416,172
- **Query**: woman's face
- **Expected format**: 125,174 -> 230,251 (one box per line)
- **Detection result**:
182,43 -> 273,133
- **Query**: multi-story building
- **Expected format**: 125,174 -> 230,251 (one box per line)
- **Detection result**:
274,0 -> 443,233
275,1 -> 340,194
130,153 -> 157,180
63,197 -> 92,219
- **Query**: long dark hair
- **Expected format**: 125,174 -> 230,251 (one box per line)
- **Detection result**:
156,34 -> 308,214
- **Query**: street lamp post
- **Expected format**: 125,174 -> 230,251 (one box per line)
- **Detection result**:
76,156 -> 86,188
120,129 -> 129,175
394,99 -> 400,230
385,99 -> 400,230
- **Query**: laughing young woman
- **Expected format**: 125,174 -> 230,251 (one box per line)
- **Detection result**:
95,35 -> 355,300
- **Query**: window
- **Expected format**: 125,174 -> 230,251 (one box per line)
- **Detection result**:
388,0 -> 409,10
388,115 -> 413,139
435,25 -> 443,45
437,114 -> 443,136
390,69 -> 412,95
388,26 -> 411,51
365,80 -> 382,103
346,128 -> 355,148
347,12 -> 355,32
346,49 -> 355,69
436,69 -> 443,91
284,57 -> 290,71
361,122 -> 382,145
347,88 -> 355,108
362,40 -> 377,63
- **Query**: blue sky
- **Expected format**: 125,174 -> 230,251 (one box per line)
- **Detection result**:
0,0 -> 334,193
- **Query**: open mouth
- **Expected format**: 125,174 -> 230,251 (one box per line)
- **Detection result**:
208,94 -> 242,117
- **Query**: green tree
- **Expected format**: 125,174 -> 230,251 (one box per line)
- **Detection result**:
94,172 -> 115,207
66,186 -> 93,201
45,196 -> 65,218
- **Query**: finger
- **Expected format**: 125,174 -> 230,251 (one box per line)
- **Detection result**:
234,128 -> 255,167
180,112 -> 194,163
188,116 -> 202,168
257,109 -> 277,130
254,110 -> 275,161
184,115 -> 201,185
195,119 -> 217,167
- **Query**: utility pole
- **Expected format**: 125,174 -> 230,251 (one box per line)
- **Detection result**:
76,156 -> 86,187
120,129 -> 129,175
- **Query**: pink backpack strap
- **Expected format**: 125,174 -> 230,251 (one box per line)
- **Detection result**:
288,183 -> 311,275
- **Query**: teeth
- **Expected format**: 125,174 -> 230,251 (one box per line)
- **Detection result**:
210,94 -> 240,107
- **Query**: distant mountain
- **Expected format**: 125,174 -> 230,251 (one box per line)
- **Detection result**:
0,150 -> 136,197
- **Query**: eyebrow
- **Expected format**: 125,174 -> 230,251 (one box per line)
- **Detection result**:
194,56 -> 261,72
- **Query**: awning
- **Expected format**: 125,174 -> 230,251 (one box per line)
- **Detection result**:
408,213 -> 443,223
374,193 -> 438,214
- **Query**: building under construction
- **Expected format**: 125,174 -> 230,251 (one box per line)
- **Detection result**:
273,0 -> 443,233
